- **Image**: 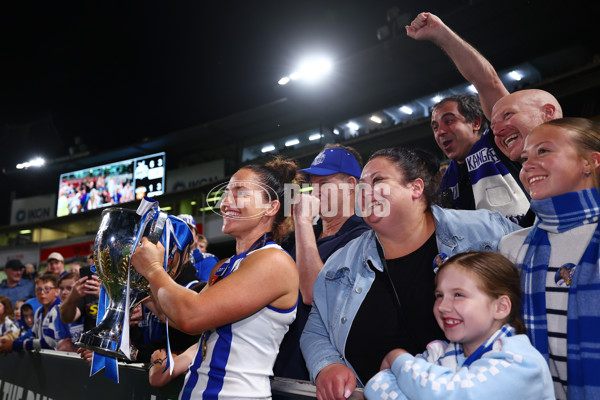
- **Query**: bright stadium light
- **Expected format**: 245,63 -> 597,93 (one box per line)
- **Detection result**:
509,70 -> 523,81
370,115 -> 382,124
298,57 -> 332,82
346,121 -> 359,131
399,106 -> 413,115
285,138 -> 300,147
261,145 -> 276,153
309,133 -> 322,141
278,56 -> 333,85
16,157 -> 46,170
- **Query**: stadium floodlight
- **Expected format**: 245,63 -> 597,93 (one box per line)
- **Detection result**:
370,115 -> 382,124
16,157 -> 45,169
400,106 -> 413,115
285,139 -> 300,147
309,133 -> 322,141
298,57 -> 332,82
278,56 -> 333,85
346,121 -> 359,131
261,145 -> 276,153
509,70 -> 523,81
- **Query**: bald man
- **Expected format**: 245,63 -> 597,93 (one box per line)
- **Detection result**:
407,12 -> 562,161
491,89 -> 562,161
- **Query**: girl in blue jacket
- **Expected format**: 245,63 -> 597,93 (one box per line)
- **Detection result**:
365,251 -> 554,400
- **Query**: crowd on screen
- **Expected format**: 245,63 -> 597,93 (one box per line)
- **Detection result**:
57,174 -> 134,216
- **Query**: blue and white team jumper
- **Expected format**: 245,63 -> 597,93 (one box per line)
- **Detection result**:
13,298 -> 70,351
0,316 -> 19,337
180,243 -> 297,400
365,325 -> 554,400
54,312 -> 84,346
191,248 -> 219,283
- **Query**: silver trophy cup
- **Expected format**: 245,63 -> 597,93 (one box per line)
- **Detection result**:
76,207 -> 188,360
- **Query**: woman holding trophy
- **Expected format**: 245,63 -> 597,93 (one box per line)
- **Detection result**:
131,158 -> 300,400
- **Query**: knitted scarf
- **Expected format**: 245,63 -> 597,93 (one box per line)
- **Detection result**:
517,188 -> 600,399
440,129 -> 529,222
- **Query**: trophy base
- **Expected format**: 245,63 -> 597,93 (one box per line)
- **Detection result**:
76,332 -> 137,361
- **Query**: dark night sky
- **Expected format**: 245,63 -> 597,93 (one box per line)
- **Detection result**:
2,0 -> 598,209
1,1 -> 423,172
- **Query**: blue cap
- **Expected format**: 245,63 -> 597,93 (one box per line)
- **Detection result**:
177,214 -> 196,229
300,148 -> 362,178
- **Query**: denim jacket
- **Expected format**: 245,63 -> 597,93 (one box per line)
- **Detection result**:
300,205 -> 521,385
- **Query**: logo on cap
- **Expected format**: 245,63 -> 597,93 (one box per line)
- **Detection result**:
312,151 -> 326,166
300,147 -> 362,178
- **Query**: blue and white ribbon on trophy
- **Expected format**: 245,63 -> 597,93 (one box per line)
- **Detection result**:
91,197 -> 193,382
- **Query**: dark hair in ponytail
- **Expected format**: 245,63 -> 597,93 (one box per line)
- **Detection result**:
242,157 -> 301,242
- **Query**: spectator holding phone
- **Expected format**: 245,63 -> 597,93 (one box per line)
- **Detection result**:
59,264 -> 101,332
55,272 -> 84,352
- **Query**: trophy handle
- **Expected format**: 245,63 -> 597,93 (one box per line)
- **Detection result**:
145,211 -> 168,244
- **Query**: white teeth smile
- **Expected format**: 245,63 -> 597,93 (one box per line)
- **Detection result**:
444,318 -> 461,326
504,134 -> 518,147
528,176 -> 546,184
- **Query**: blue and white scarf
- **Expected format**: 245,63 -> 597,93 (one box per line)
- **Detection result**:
440,130 -> 529,223
517,188 -> 600,399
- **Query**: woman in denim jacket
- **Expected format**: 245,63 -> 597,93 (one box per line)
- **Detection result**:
300,147 -> 520,400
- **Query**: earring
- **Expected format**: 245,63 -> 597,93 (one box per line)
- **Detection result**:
585,170 -> 591,177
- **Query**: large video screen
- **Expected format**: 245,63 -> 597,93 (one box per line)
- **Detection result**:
57,152 -> 165,217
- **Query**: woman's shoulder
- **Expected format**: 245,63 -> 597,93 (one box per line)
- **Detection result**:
432,205 -> 521,236
499,227 -> 532,244
245,245 -> 295,267
235,246 -> 299,298
498,228 -> 532,260
432,204 -> 513,223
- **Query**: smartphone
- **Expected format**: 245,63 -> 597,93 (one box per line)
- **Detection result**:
80,266 -> 93,279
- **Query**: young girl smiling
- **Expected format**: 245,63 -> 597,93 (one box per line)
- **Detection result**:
0,296 -> 19,338
365,252 -> 554,399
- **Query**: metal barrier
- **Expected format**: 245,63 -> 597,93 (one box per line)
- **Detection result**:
0,350 -> 365,400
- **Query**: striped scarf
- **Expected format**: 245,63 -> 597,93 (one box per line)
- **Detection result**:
517,188 -> 600,399
439,129 -> 530,223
